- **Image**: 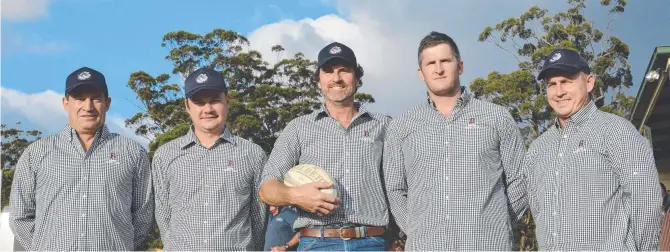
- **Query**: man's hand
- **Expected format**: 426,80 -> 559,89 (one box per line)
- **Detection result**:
289,182 -> 341,216
390,239 -> 405,251
271,245 -> 287,252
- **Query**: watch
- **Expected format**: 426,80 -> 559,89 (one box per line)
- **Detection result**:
284,244 -> 290,249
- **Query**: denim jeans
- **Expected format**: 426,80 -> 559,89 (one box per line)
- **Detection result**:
297,236 -> 386,251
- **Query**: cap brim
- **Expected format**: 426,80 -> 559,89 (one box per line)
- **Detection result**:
318,55 -> 356,67
66,82 -> 106,94
537,64 -> 582,80
185,86 -> 227,98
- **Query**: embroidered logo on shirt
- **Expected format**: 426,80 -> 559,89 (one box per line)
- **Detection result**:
224,160 -> 235,171
572,140 -> 586,154
107,152 -> 120,164
361,130 -> 374,142
466,118 -> 480,129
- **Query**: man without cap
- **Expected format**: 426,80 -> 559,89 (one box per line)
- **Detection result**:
264,205 -> 299,251
523,48 -> 663,250
258,42 -> 392,251
151,67 -> 268,250
382,31 -> 528,250
9,67 -> 154,251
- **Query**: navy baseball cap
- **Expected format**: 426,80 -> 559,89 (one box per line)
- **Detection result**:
66,67 -> 108,97
537,48 -> 591,80
184,67 -> 227,98
317,42 -> 357,68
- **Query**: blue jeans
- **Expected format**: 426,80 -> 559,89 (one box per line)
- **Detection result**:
297,236 -> 386,251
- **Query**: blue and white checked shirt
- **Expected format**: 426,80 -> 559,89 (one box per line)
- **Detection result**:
9,124 -> 154,251
523,100 -> 663,250
152,126 -> 268,251
383,88 -> 527,250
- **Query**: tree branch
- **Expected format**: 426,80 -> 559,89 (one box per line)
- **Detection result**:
487,36 -> 525,67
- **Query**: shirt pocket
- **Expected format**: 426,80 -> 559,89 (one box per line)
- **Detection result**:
210,157 -> 255,195
102,152 -> 136,190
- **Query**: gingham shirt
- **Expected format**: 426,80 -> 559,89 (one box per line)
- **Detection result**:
383,88 -> 527,250
152,126 -> 268,251
260,104 -> 392,230
9,124 -> 154,251
523,101 -> 664,250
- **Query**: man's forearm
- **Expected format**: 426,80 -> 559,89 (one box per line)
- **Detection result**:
287,233 -> 300,247
259,179 -> 295,206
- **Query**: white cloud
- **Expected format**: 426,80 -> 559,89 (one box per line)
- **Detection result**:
247,0 -> 553,116
0,87 -> 149,148
2,31 -> 71,55
0,0 -> 51,22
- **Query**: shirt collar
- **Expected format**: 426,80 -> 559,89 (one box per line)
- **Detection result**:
61,124 -> 111,145
553,100 -> 598,129
312,102 -> 370,121
180,125 -> 236,149
427,86 -> 471,109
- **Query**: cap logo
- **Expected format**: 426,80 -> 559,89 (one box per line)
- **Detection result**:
329,46 -> 341,54
77,71 -> 91,80
195,73 -> 208,84
549,52 -> 562,62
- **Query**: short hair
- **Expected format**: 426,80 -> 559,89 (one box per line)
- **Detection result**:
417,31 -> 461,66
314,62 -> 365,87
662,182 -> 667,192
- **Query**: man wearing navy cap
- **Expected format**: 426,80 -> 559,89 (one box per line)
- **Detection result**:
151,67 -> 268,250
9,67 -> 154,251
259,42 -> 392,251
523,48 -> 663,250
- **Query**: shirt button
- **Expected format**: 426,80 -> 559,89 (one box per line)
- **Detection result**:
204,202 -> 209,206
203,239 -> 208,244
555,172 -> 559,176
633,172 -> 638,175
204,221 -> 208,224
552,211 -> 557,216
445,177 -> 449,181
82,176 -> 88,180
346,169 -> 350,173
445,215 -> 450,220
562,134 -> 567,139
446,195 -> 450,200
552,232 -> 557,237
558,153 -> 563,157
81,213 -> 86,218
82,194 -> 87,198
80,233 -> 85,237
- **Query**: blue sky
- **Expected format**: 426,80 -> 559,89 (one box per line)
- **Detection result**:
2,0 -> 669,146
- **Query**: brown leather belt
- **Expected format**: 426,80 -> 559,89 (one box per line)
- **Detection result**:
300,226 -> 385,239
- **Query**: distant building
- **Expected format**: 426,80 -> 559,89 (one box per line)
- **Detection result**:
629,46 -> 670,185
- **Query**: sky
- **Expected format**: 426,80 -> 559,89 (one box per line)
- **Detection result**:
2,0 -> 669,147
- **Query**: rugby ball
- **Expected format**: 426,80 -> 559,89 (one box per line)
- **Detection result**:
283,164 -> 338,197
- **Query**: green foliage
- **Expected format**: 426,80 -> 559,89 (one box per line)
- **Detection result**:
145,224 -> 163,250
1,123 -> 41,207
2,169 -> 15,207
127,28 -> 376,157
126,28 -> 377,248
2,123 -> 42,169
473,0 -> 632,142
474,0 -> 632,250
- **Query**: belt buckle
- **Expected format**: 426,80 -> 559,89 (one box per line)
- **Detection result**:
339,227 -> 352,240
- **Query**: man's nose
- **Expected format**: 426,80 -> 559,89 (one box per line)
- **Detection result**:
82,98 -> 95,110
